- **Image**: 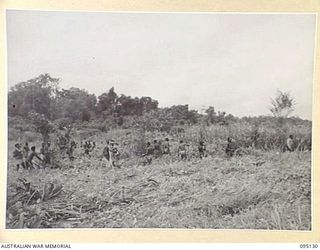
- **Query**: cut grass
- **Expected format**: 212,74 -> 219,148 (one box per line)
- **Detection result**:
6,136 -> 311,229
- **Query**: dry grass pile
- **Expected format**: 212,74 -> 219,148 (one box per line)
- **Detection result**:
6,178 -> 63,228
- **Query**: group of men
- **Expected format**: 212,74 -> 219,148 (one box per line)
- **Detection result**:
10,136 -> 238,170
12,133 -> 297,170
13,142 -> 43,170
143,138 -> 171,164
142,138 -> 208,164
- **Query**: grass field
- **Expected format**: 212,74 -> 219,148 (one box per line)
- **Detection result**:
6,128 -> 311,229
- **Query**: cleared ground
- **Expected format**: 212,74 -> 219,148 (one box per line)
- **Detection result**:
6,135 -> 311,229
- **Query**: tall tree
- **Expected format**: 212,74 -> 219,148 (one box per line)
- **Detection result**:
27,111 -> 54,144
139,97 -> 159,113
205,106 -> 217,124
97,87 -> 118,117
270,90 -> 295,118
8,74 -> 60,118
55,87 -> 97,121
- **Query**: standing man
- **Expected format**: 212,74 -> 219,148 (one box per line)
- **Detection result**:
84,141 -> 91,158
13,143 -> 23,171
286,135 -> 294,152
109,140 -> 120,168
22,142 -> 30,158
18,146 -> 43,169
153,140 -> 162,158
101,140 -> 111,167
40,142 -> 51,167
198,140 -> 207,159
225,137 -> 238,157
22,142 -> 30,169
162,138 -> 170,155
251,127 -> 260,148
13,143 -> 23,159
178,140 -> 187,160
144,142 -> 154,165
67,141 -> 76,161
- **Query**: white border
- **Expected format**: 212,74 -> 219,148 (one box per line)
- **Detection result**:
3,10 -> 317,233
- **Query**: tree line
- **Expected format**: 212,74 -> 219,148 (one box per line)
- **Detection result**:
8,73 -> 310,132
8,74 -> 158,121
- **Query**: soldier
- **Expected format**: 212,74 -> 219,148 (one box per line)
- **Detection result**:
198,140 -> 207,159
162,138 -> 170,155
225,137 -> 238,157
109,140 -> 120,168
13,143 -> 23,171
286,135 -> 294,152
90,141 -> 96,152
40,142 -> 51,166
144,142 -> 154,165
18,146 -> 43,170
22,142 -> 30,159
13,143 -> 23,159
21,142 -> 30,169
178,140 -> 187,160
58,135 -> 68,150
48,146 -> 60,169
66,140 -> 76,161
153,140 -> 162,158
84,141 -> 91,157
40,142 -> 46,155
65,125 -> 72,141
251,126 -> 260,148
101,141 -> 111,167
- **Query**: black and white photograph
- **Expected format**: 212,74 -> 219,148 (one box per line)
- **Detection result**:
6,10 -> 315,230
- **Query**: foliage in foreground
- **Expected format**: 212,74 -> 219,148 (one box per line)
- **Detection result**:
6,127 -> 311,229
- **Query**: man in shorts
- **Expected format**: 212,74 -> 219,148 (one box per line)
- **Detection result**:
144,142 -> 154,165
178,140 -> 187,160
198,140 -> 207,159
101,141 -> 111,167
225,137 -> 238,157
162,138 -> 170,155
18,146 -> 43,170
286,135 -> 294,152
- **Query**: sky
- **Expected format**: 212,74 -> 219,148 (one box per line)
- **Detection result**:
6,11 -> 316,120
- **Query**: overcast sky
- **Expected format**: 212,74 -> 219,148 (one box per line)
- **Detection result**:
6,11 -> 316,120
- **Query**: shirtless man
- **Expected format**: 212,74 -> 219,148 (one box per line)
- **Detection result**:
18,146 -> 42,170
144,142 -> 154,165
101,141 -> 111,167
162,138 -> 170,155
225,137 -> 238,157
286,135 -> 294,152
109,141 -> 120,168
13,143 -> 23,159
198,140 -> 207,159
13,143 -> 23,171
153,140 -> 162,158
66,141 -> 77,161
178,140 -> 188,160
40,142 -> 51,166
